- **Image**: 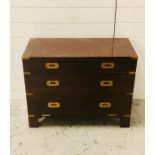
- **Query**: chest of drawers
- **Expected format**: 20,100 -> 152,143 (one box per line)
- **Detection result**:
22,38 -> 137,127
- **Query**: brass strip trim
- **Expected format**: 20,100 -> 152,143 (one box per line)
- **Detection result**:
23,57 -> 30,60
108,114 -> 117,117
126,93 -> 133,96
123,114 -> 130,117
128,72 -> 136,75
28,115 -> 35,118
22,55 -> 30,60
24,72 -> 31,75
130,57 -> 137,60
26,93 -> 33,96
42,114 -> 51,117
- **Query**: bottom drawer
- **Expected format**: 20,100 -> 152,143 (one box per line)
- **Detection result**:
27,92 -> 132,116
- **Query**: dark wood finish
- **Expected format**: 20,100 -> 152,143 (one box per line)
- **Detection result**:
120,117 -> 130,127
26,93 -> 132,115
24,73 -> 135,93
23,57 -> 137,73
22,38 -> 138,127
28,116 -> 39,127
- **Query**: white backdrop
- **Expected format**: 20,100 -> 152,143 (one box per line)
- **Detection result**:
10,0 -> 145,99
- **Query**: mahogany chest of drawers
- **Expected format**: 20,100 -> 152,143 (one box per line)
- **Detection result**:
22,38 -> 138,127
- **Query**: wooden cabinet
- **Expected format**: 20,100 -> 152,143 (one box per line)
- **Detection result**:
22,38 -> 137,127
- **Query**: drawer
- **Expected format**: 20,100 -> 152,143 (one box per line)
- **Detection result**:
23,57 -> 137,74
27,92 -> 132,115
24,73 -> 135,93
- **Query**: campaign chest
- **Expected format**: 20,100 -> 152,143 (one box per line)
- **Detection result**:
22,38 -> 138,127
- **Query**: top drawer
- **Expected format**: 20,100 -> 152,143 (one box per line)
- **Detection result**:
23,57 -> 137,74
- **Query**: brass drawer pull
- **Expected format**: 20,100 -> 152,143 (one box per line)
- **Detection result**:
46,80 -> 60,87
45,62 -> 59,69
99,102 -> 112,108
48,102 -> 60,108
101,62 -> 114,69
100,80 -> 113,87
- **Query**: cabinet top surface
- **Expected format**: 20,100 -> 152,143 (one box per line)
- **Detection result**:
23,38 -> 137,59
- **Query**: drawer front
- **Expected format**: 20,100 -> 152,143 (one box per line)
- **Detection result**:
24,73 -> 135,93
27,92 -> 132,115
23,57 -> 137,74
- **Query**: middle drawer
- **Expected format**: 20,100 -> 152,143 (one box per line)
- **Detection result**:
24,73 -> 135,93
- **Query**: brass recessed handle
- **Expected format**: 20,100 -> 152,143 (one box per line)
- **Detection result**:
46,80 -> 60,87
101,62 -> 114,69
99,102 -> 112,108
48,102 -> 60,108
100,80 -> 113,87
45,62 -> 59,69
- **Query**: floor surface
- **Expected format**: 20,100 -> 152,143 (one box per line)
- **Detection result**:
11,99 -> 144,155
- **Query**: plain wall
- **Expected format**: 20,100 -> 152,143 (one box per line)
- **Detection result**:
11,0 -> 145,99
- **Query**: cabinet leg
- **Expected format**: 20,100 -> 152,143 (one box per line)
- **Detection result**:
120,117 -> 130,127
28,116 -> 39,127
